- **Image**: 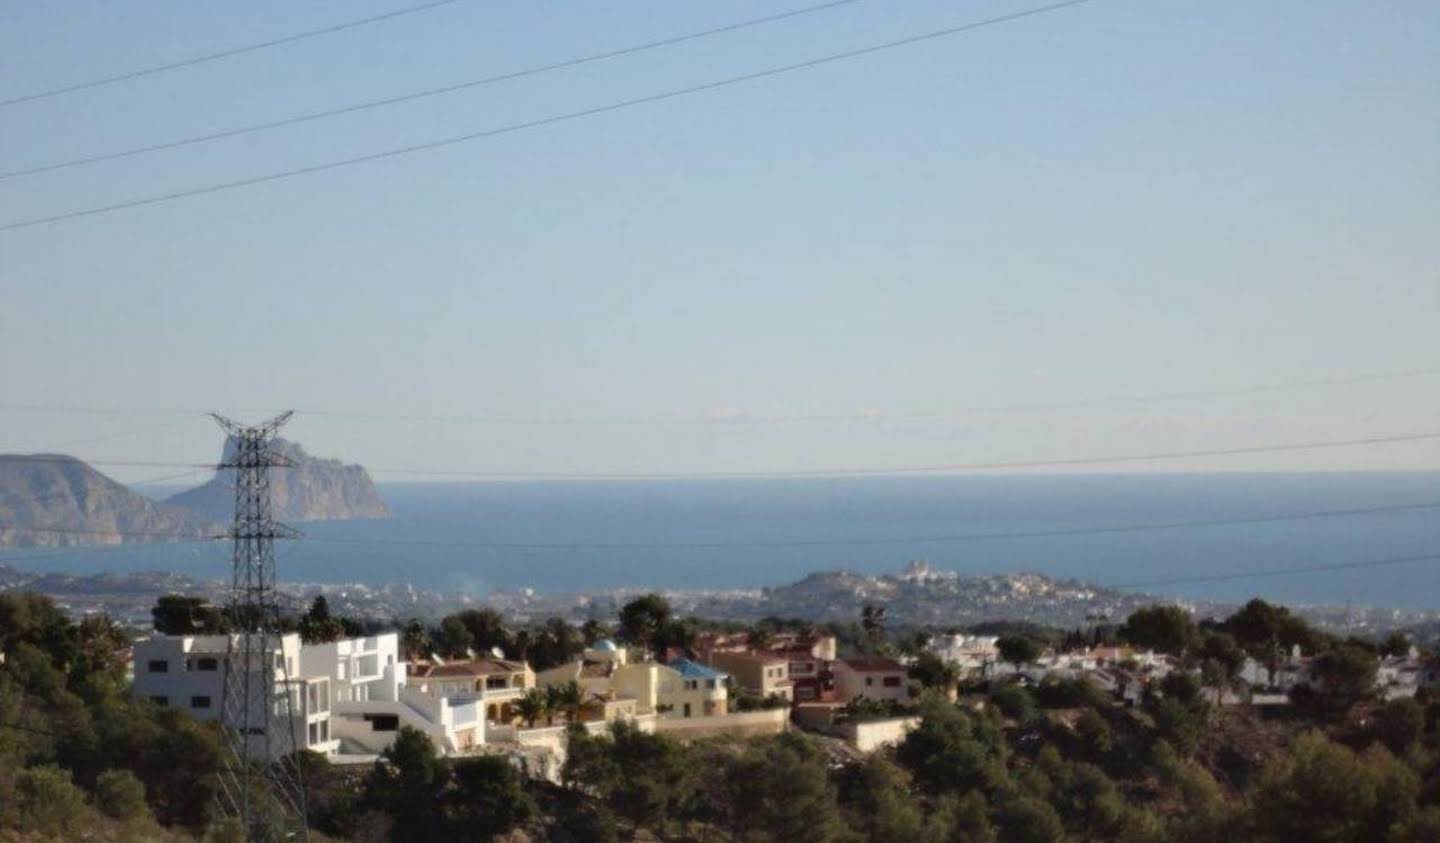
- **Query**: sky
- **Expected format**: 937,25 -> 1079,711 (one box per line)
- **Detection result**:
1,0 -> 1437,483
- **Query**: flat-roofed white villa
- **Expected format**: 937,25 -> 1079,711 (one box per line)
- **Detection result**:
133,631 -> 487,758
131,632 -> 338,759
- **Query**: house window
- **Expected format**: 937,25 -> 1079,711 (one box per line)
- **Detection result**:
308,722 -> 319,745
365,714 -> 398,732
191,696 -> 211,709
150,695 -> 168,707
194,657 -> 219,671
683,703 -> 692,718
882,676 -> 902,688
147,660 -> 168,673
320,720 -> 329,741
865,677 -> 874,686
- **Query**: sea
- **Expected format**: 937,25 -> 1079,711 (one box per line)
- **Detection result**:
11,473 -> 1440,610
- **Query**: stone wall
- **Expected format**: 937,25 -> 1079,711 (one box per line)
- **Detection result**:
840,716 -> 921,753
653,708 -> 789,739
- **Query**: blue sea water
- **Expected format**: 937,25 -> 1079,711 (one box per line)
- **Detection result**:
12,473 -> 1440,609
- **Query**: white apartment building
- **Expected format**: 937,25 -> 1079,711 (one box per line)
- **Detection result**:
134,631 -> 484,758
132,632 -> 337,759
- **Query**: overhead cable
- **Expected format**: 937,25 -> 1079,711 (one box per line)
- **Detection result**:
7,499 -> 1439,548
1117,553 -> 1440,589
1,367 -> 1438,426
0,0 -> 470,108
0,0 -> 1099,232
2,429 -> 1439,479
0,0 -> 865,180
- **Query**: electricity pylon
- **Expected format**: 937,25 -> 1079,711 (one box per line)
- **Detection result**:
211,411 -> 308,842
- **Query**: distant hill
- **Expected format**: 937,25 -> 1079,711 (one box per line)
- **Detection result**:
167,437 -> 389,522
0,454 -> 221,548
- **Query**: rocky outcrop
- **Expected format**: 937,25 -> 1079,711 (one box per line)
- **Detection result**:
0,454 -> 221,548
167,437 -> 389,522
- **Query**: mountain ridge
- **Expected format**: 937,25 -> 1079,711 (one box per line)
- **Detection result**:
166,437 -> 389,522
0,454 -> 220,548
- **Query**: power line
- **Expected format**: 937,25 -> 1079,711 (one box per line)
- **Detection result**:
1116,553 -> 1440,590
306,501 -> 1440,551
0,469 -> 212,515
0,457 -> 209,470
0,526 -> 223,541
0,0 -> 470,108
0,0 -> 1100,232
0,0 -> 866,181
0,538 -> 223,565
357,431 -> 1440,479
3,429 -> 1440,479
291,368 -> 1440,424
3,367 -> 1437,426
8,499 -> 1440,549
50,422 -> 196,450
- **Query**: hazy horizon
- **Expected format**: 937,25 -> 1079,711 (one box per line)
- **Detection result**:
3,0 -> 1437,482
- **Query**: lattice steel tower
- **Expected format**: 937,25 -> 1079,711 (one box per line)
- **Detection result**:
212,411 -> 308,842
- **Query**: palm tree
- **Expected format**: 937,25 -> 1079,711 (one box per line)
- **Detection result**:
515,688 -> 547,729
400,619 -> 431,661
544,683 -> 567,726
510,628 -> 534,662
862,604 -> 887,651
554,680 -> 585,724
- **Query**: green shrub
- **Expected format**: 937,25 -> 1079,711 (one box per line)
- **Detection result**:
990,684 -> 1037,722
95,768 -> 149,820
13,764 -> 90,835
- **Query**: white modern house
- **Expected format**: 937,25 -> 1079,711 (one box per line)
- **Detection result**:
132,632 -> 337,759
133,631 -> 486,758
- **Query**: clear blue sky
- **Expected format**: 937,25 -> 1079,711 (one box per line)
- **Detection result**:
2,0 -> 1437,481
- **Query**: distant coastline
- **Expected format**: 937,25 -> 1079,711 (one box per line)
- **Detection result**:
6,560 -> 1438,642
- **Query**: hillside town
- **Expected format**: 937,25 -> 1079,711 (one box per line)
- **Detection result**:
123,589 -> 1440,787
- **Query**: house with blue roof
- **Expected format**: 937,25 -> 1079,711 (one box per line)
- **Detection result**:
661,658 -> 729,718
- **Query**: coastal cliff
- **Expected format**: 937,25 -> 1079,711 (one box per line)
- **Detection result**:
0,454 -> 220,548
167,437 -> 389,522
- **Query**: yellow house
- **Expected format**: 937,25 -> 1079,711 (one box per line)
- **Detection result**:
658,659 -> 729,719
709,650 -> 793,702
536,643 -> 728,720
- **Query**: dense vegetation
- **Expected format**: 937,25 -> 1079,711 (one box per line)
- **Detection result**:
5,589 -> 1440,842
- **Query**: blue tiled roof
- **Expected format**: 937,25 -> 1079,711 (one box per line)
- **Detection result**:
668,658 -> 728,680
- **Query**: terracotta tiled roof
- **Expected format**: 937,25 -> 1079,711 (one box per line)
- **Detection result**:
838,656 -> 905,673
411,658 -> 525,678
715,649 -> 789,665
